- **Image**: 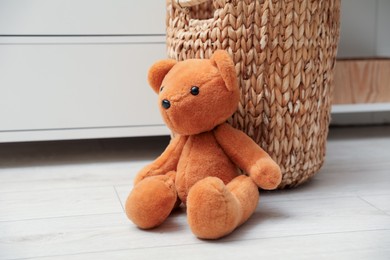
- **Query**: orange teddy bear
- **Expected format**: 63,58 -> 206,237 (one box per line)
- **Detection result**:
125,50 -> 282,239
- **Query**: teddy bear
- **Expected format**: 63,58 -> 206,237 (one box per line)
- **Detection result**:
125,50 -> 282,239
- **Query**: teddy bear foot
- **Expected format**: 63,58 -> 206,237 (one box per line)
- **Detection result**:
125,173 -> 177,229
187,176 -> 258,240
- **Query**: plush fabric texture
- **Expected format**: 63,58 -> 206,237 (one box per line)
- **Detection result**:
125,50 -> 282,239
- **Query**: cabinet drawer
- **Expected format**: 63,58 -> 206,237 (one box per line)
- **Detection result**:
0,0 -> 166,35
0,36 -> 167,131
333,59 -> 390,105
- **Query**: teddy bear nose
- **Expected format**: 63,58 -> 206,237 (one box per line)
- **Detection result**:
162,99 -> 171,109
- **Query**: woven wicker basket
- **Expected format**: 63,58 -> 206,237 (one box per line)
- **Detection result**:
166,0 -> 340,188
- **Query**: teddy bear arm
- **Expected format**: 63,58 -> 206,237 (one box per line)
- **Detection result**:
134,135 -> 187,185
214,123 -> 282,189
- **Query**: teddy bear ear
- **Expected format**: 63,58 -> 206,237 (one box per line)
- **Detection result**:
210,50 -> 239,92
147,59 -> 177,93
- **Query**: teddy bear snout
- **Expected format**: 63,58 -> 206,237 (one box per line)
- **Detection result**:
162,99 -> 171,109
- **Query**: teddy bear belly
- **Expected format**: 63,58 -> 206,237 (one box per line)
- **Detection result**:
175,132 -> 239,204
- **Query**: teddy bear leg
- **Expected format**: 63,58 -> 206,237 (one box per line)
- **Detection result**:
125,171 -> 178,229
187,175 -> 259,239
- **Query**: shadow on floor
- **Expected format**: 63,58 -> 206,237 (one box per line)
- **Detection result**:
0,136 -> 171,168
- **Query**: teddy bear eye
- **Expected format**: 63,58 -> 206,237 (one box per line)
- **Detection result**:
190,86 -> 199,96
160,86 -> 164,92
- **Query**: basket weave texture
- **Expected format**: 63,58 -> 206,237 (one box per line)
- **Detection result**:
166,0 -> 340,188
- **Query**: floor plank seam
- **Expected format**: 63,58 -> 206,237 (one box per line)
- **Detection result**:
0,183 -> 132,194
0,212 -> 126,224
113,186 -> 126,213
357,195 -> 390,217
223,228 -> 390,243
260,193 -> 357,204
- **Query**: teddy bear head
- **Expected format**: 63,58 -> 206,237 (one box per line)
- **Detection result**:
147,50 -> 240,135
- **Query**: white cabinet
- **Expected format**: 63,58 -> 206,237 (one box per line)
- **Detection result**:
332,0 -> 390,125
338,0 -> 390,58
2,0 -> 389,142
0,1 -> 170,142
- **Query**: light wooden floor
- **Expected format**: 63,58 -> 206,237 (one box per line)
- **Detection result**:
1,126 -> 390,260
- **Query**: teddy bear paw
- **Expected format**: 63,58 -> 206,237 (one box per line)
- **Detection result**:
249,159 -> 282,190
